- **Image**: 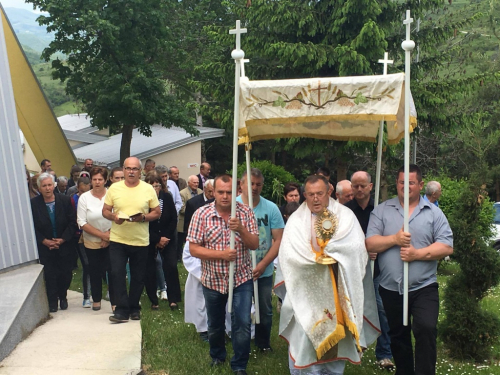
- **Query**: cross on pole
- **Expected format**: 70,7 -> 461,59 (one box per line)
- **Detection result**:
229,20 -> 247,51
403,10 -> 413,42
311,80 -> 328,106
378,52 -> 393,76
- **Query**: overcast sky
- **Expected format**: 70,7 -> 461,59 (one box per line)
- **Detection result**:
1,0 -> 42,13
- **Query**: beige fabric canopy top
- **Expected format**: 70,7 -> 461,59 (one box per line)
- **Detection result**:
238,73 -> 417,145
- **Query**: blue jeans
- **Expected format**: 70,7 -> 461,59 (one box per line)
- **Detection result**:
203,279 -> 253,371
255,275 -> 273,349
155,252 -> 166,291
374,274 -> 393,360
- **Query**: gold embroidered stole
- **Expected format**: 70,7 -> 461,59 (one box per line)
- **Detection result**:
310,213 -> 361,359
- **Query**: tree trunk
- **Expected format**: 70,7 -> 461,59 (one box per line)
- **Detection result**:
496,177 -> 500,202
335,159 -> 347,181
380,159 -> 388,202
281,150 -> 288,169
120,124 -> 134,166
194,92 -> 206,163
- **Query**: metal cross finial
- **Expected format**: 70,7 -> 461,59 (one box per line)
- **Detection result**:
229,20 -> 247,51
378,52 -> 393,75
403,10 -> 413,42
240,59 -> 250,77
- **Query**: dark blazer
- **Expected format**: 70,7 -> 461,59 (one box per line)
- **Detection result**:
30,194 -> 77,258
183,194 -> 215,233
196,174 -> 204,190
176,178 -> 187,191
149,191 -> 178,248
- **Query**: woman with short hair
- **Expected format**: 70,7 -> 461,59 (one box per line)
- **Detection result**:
67,165 -> 81,190
31,173 -> 77,312
77,167 -> 113,311
144,174 -> 181,310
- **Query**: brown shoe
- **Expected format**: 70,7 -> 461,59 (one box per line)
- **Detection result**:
377,358 -> 394,370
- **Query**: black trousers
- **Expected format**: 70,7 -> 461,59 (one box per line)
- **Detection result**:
144,246 -> 159,306
76,242 -> 91,299
379,283 -> 439,375
177,231 -> 186,261
85,246 -> 113,304
109,241 -> 148,318
40,251 -> 73,309
160,241 -> 182,303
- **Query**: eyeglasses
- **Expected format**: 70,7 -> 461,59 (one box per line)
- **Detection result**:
124,167 -> 140,172
352,184 -> 369,189
152,184 -> 161,189
306,191 -> 326,198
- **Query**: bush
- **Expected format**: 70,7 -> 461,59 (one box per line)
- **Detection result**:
438,176 -> 500,360
228,160 -> 297,203
432,176 -> 495,245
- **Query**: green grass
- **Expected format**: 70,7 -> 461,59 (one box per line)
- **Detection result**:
70,260 -> 500,375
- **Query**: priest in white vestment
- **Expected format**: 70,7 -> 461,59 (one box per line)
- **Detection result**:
183,241 -> 208,338
275,175 -> 380,375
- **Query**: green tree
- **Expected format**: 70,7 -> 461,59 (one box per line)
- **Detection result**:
191,0 -> 488,180
438,175 -> 500,360
30,0 -> 196,165
232,160 -> 296,203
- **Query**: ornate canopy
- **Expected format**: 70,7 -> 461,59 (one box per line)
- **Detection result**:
238,73 -> 417,145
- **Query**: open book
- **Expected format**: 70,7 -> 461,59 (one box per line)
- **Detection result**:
116,212 -> 142,220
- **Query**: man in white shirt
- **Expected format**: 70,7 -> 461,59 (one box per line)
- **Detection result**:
155,165 -> 182,213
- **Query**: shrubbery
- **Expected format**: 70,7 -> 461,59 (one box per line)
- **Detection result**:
230,160 -> 297,203
436,175 -> 500,360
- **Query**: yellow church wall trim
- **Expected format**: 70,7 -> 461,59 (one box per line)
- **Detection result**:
1,5 -> 77,175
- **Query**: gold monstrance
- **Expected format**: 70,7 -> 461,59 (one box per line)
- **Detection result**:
313,208 -> 339,265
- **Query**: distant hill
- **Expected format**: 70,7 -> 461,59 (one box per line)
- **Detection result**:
22,44 -> 44,65
3,7 -> 53,53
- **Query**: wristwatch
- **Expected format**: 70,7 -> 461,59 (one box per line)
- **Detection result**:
142,214 -> 146,223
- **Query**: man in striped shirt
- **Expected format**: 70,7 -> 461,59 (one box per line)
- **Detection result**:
188,174 -> 259,375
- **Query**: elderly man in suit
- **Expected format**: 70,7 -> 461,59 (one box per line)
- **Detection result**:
177,175 -> 203,260
170,166 -> 187,191
184,179 -> 215,233
197,162 -> 212,190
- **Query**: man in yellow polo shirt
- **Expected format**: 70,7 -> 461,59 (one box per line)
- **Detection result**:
103,157 -> 160,323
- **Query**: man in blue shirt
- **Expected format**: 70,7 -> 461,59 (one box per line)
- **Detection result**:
237,168 -> 284,352
423,180 -> 442,207
366,164 -> 453,375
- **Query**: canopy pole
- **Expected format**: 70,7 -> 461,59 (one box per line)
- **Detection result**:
228,20 -> 247,313
245,143 -> 260,324
374,122 -> 384,208
374,52 -> 393,276
402,10 -> 415,327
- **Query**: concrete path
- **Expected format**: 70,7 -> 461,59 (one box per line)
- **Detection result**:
0,290 -> 142,375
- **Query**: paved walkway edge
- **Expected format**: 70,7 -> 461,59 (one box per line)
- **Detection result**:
0,290 -> 142,375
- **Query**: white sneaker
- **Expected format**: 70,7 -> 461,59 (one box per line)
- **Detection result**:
82,299 -> 91,308
160,291 -> 168,300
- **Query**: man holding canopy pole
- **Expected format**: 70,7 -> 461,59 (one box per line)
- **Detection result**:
366,164 -> 453,375
188,174 -> 259,374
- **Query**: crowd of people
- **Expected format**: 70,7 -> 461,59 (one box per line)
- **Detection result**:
28,156 -> 452,375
